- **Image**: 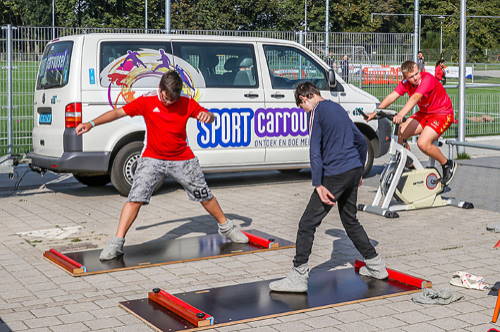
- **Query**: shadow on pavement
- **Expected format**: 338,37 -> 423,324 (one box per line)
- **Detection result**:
135,213 -> 252,237
0,318 -> 13,332
311,228 -> 379,274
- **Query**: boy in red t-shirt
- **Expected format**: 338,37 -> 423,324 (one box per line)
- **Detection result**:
75,71 -> 248,260
367,60 -> 457,185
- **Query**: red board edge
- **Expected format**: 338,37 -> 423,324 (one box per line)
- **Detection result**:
242,231 -> 278,248
354,260 -> 432,289
43,250 -> 86,275
148,289 -> 214,327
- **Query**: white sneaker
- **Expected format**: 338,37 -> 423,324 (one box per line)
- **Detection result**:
218,220 -> 248,243
99,237 -> 125,261
359,255 -> 389,279
269,264 -> 309,293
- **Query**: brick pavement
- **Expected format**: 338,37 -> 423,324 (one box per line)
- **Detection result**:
1,153 -> 500,331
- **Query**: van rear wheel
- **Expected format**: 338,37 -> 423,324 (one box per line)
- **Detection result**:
110,141 -> 163,196
73,174 -> 111,187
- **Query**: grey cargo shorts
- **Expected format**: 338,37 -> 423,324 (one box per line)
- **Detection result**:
128,157 -> 213,204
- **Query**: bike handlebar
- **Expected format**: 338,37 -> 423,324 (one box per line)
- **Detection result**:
357,109 -> 396,121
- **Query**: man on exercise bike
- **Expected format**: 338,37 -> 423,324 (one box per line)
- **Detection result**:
366,60 -> 457,185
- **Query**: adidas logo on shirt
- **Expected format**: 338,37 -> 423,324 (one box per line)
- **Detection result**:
152,107 -> 160,113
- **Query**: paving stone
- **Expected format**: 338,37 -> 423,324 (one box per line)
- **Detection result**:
58,312 -> 95,324
113,323 -> 154,332
364,316 -> 406,329
363,305 -> 398,318
247,318 -> 282,327
335,321 -> 378,331
271,320 -> 315,332
456,311 -> 492,325
215,323 -> 252,331
63,302 -> 101,314
332,310 -> 370,323
393,310 -> 434,324
418,306 -> 461,319
401,322 -> 445,332
0,320 -> 27,331
240,327 -> 279,332
24,316 -> 62,329
276,313 -> 310,323
49,322 -> 90,332
1,310 -> 35,322
429,317 -> 470,330
30,307 -> 68,318
303,316 -> 343,328
82,317 -> 122,330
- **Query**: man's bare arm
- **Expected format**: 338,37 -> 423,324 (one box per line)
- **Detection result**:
378,91 -> 401,109
366,91 -> 400,121
392,93 -> 423,124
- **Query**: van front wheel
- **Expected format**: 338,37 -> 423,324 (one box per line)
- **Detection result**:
111,141 -> 144,196
363,136 -> 375,177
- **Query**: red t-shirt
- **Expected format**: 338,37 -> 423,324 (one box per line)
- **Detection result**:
122,95 -> 206,160
435,65 -> 445,80
394,71 -> 453,115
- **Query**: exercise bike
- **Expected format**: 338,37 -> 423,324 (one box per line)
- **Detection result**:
357,110 -> 473,218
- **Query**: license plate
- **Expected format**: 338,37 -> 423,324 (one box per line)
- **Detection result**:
39,113 -> 52,124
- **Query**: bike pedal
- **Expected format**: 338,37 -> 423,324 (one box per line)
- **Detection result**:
441,185 -> 451,193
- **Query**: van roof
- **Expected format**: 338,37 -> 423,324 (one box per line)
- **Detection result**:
53,33 -> 302,47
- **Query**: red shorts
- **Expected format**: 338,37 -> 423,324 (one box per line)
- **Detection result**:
409,112 -> 455,136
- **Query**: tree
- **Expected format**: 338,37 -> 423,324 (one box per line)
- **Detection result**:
0,0 -> 52,26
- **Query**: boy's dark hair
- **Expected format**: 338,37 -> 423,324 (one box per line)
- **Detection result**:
401,60 -> 417,75
159,70 -> 183,101
294,82 -> 321,106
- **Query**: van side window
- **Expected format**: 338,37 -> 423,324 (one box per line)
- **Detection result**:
263,45 -> 328,90
99,41 -> 172,87
173,42 -> 258,88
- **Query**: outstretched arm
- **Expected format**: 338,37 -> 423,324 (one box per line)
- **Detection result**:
393,93 -> 422,124
75,108 -> 128,135
366,91 -> 400,121
378,91 -> 400,109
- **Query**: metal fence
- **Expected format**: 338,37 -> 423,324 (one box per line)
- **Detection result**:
0,25 -> 498,155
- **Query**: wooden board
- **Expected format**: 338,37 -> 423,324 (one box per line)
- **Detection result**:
44,230 -> 294,277
120,267 -> 426,331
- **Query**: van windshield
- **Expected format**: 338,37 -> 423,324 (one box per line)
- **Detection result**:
36,41 -> 73,90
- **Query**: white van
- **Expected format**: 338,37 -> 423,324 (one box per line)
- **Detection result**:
29,33 -> 390,196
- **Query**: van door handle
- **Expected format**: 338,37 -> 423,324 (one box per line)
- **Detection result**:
244,93 -> 259,98
340,92 -> 346,96
271,93 -> 285,99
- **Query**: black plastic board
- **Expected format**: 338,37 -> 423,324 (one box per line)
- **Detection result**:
120,267 -> 420,331
56,230 -> 293,276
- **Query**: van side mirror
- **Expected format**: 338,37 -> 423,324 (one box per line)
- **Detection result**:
328,69 -> 337,88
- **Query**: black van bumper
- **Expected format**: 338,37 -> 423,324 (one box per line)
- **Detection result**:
28,152 -> 110,173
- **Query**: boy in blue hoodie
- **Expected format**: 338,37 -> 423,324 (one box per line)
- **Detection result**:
269,82 -> 388,293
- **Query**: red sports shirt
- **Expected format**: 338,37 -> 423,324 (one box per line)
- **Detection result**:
394,71 -> 453,115
435,65 -> 445,81
122,95 -> 206,160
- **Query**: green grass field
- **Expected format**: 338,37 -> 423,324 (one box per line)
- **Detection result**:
1,61 -> 499,155
364,84 -> 500,138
